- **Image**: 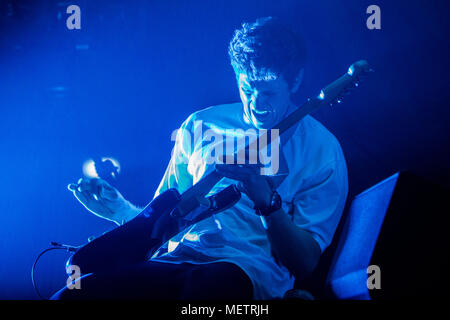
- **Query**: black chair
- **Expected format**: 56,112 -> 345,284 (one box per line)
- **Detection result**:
288,171 -> 450,299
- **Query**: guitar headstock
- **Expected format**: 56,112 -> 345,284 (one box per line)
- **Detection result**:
347,60 -> 372,77
318,60 -> 373,107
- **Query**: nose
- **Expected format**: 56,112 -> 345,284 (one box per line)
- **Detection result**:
251,91 -> 268,110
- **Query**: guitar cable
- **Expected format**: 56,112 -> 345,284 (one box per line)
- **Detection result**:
31,242 -> 78,300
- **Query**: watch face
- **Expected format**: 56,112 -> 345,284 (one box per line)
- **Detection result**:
271,192 -> 282,210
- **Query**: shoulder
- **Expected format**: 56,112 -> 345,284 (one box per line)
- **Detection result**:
180,102 -> 245,130
193,102 -> 243,119
294,115 -> 346,166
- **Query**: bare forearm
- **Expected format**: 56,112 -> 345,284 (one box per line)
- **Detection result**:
263,209 -> 321,280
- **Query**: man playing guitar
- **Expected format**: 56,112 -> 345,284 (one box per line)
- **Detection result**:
54,17 -> 349,300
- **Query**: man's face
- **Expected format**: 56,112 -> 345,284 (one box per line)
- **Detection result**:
238,72 -> 293,129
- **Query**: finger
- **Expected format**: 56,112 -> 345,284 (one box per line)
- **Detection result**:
77,177 -> 97,192
68,184 -> 98,208
99,181 -> 119,201
67,183 -> 78,192
216,164 -> 257,176
79,178 -> 107,201
240,163 -> 265,175
215,167 -> 249,181
71,182 -> 100,204
236,181 -> 248,194
68,177 -> 94,192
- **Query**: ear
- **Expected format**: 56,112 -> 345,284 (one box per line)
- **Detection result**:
290,68 -> 304,93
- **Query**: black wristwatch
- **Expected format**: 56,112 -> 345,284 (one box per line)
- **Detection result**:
254,191 -> 282,216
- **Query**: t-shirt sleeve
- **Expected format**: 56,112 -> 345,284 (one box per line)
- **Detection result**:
154,115 -> 195,198
291,158 -> 348,253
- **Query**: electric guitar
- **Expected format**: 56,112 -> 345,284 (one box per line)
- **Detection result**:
67,60 -> 372,275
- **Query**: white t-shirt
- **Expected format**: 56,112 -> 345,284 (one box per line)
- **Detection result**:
150,102 -> 348,299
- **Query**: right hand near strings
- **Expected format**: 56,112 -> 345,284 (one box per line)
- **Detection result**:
68,178 -> 140,225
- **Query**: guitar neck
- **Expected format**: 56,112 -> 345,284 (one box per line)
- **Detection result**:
245,71 -> 354,151
276,97 -> 320,135
178,61 -> 366,206
180,97 -> 323,201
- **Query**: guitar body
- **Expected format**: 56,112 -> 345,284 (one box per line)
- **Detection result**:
68,185 -> 243,275
68,188 -> 181,274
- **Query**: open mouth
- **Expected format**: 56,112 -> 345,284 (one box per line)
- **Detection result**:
252,108 -> 271,118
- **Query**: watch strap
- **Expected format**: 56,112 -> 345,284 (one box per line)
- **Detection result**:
254,191 -> 282,216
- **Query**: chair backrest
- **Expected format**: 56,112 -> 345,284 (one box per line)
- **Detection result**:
325,172 -> 399,299
325,171 -> 450,299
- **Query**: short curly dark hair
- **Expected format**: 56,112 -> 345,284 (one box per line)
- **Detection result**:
228,17 -> 306,88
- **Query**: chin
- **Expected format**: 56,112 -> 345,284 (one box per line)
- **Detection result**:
253,120 -> 274,130
253,116 -> 278,130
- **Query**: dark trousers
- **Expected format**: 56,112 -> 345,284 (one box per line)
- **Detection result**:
51,261 -> 254,300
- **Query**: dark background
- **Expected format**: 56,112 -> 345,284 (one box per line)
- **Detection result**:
0,0 -> 449,299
